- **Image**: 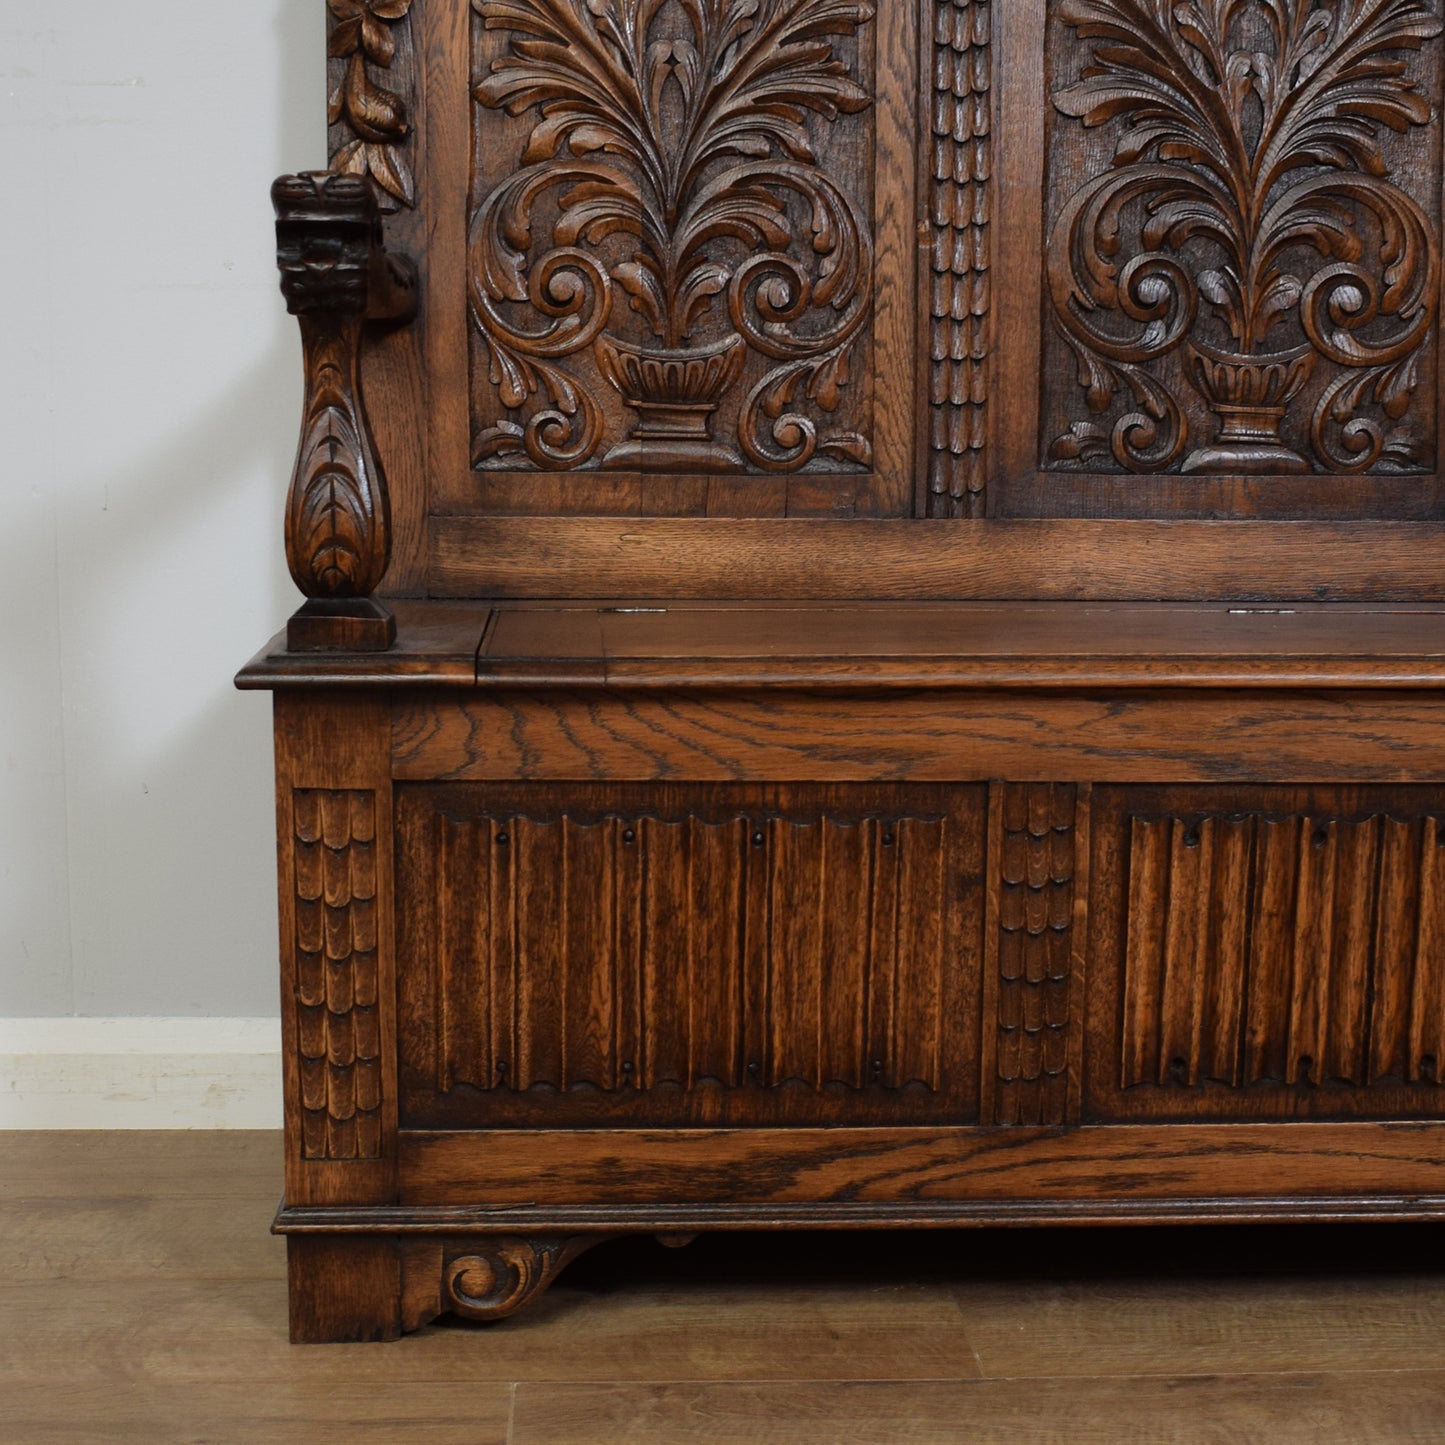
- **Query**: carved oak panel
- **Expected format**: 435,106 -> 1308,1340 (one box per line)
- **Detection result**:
395,783 -> 985,1127
1041,0 -> 1443,479
327,0 -> 418,209
1087,786 -> 1445,1121
468,0 -> 878,480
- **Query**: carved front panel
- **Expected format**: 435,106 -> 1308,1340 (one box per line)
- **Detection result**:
396,783 -> 985,1127
1041,0 -> 1443,478
468,0 -> 879,482
1087,788 -> 1445,1120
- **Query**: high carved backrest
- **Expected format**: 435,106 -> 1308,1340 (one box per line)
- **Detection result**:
277,0 -> 1445,641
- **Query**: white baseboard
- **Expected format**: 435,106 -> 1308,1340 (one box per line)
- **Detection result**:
0,1017 -> 283,1128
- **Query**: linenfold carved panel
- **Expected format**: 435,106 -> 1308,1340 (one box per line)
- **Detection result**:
1121,810 -> 1445,1093
426,808 -> 946,1092
994,784 -> 1076,1125
467,0 -> 877,475
928,0 -> 992,518
1042,0 -> 1442,476
292,789 -> 383,1160
394,784 -> 988,1126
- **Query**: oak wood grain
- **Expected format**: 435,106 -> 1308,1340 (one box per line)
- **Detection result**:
391,689 -> 1445,784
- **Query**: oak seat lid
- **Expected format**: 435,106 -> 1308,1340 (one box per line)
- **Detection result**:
237,599 -> 1445,691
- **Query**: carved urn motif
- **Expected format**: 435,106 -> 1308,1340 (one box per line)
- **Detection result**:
1046,0 -> 1441,476
468,0 -> 876,474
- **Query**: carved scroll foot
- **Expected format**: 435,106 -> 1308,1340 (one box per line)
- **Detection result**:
400,1235 -> 607,1331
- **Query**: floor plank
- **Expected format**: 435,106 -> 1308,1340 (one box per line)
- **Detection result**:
2,1381 -> 512,1445
0,1194 -> 285,1282
952,1274 -> 1445,1379
0,1131 -> 281,1199
508,1373 -> 1445,1445
6,1131 -> 1445,1442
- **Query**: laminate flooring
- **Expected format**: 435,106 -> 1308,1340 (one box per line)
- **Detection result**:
2,1132 -> 1443,1442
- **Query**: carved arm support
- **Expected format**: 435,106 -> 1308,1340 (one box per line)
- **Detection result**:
273,171 -> 417,652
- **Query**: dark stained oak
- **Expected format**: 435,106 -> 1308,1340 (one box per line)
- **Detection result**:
247,0 -> 1445,1342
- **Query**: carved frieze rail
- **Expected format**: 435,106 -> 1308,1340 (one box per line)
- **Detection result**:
467,0 -> 877,475
1044,0 -> 1442,476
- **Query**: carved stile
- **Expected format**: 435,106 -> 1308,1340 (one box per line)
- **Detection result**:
994,784 -> 1077,1125
328,0 -> 418,208
928,0 -> 992,517
292,789 -> 384,1160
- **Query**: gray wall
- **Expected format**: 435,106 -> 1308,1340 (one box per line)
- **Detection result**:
2,1 -> 323,1017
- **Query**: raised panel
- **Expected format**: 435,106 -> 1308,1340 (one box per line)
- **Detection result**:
1088,786 -> 1445,1120
396,783 -> 985,1127
993,0 -> 1445,518
432,0 -> 924,521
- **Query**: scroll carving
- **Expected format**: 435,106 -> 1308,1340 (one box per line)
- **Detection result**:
274,172 -> 416,650
928,0 -> 992,517
468,0 -> 876,474
328,0 -> 417,207
1044,0 -> 1441,475
1123,810 -> 1445,1090
442,1237 -> 598,1322
292,789 -> 383,1160
994,785 -> 1077,1125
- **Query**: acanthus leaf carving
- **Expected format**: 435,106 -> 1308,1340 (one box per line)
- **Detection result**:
1044,0 -> 1441,476
469,0 -> 876,473
329,0 -> 417,208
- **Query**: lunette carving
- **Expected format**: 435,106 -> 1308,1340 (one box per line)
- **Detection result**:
928,0 -> 992,517
328,0 -> 417,207
468,0 -> 876,473
292,789 -> 383,1160
994,785 -> 1076,1125
1044,0 -> 1441,475
274,172 -> 416,643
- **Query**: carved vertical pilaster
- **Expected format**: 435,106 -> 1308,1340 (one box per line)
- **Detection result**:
987,784 -> 1083,1125
328,0 -> 418,209
927,0 -> 992,518
292,788 -> 384,1160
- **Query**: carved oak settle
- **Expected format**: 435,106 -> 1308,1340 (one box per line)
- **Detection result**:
239,0 -> 1445,1341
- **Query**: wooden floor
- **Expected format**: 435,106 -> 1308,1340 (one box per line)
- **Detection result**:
3,1133 -> 1444,1443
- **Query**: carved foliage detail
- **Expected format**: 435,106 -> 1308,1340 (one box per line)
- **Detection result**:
443,1237 -> 595,1322
469,0 -> 876,473
293,789 -> 383,1160
429,809 -> 951,1095
329,0 -> 416,206
1123,811 -> 1445,1090
1045,0 -> 1442,475
994,784 -> 1076,1125
928,0 -> 992,517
